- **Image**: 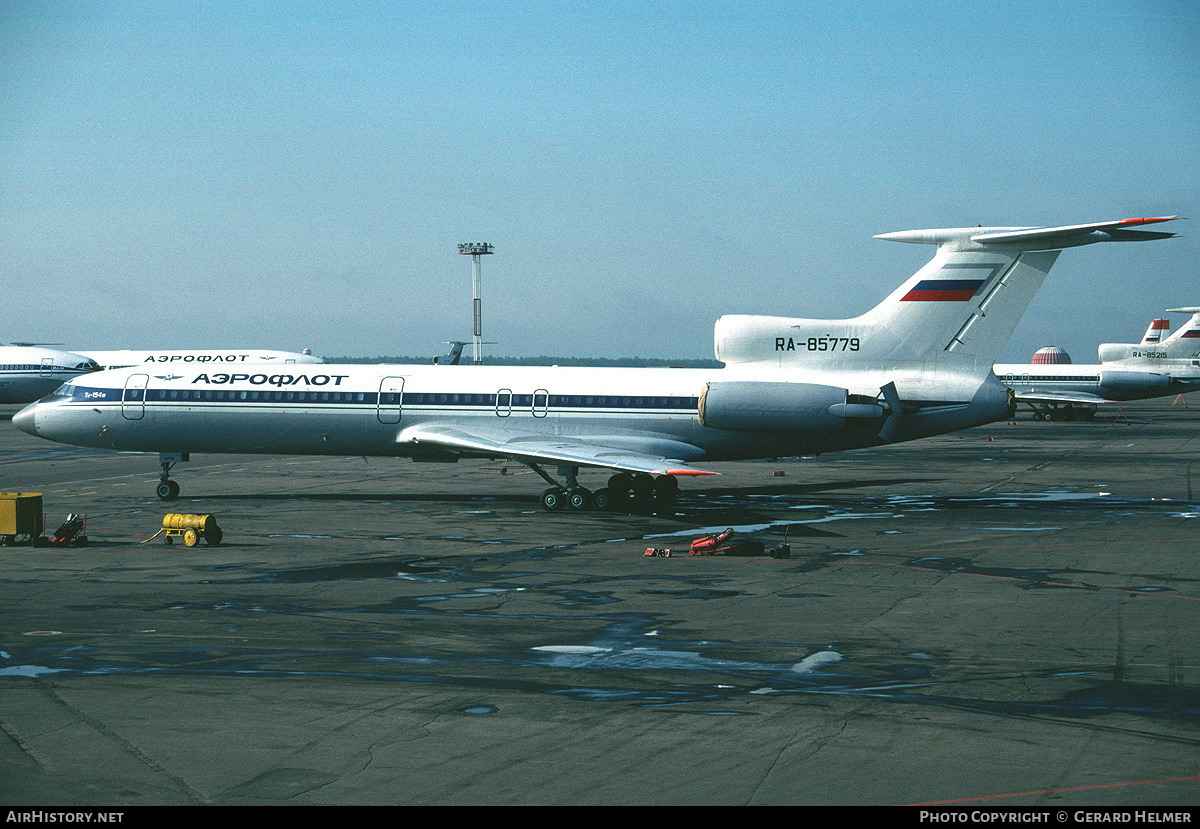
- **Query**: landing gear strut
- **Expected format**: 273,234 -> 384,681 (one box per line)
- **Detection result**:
156,452 -> 188,501
528,464 -> 680,513
529,463 -> 603,512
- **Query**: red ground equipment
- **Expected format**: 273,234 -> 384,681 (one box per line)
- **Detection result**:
689,528 -> 735,555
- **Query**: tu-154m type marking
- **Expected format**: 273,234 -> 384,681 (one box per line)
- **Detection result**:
13,217 -> 1178,511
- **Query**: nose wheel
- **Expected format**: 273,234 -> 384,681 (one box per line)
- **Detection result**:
155,452 -> 188,501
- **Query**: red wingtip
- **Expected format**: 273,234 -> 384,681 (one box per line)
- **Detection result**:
1119,216 -> 1178,226
663,469 -> 717,477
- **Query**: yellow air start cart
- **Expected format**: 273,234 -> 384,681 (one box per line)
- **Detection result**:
162,514 -> 223,547
0,493 -> 44,546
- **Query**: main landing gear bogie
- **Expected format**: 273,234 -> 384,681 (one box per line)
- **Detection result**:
537,471 -> 679,513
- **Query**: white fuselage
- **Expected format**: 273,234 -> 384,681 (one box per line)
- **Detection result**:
13,360 -> 1008,464
80,349 -> 323,370
994,360 -> 1200,404
0,346 -> 100,404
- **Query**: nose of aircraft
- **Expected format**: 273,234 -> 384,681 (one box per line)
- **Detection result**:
12,403 -> 37,436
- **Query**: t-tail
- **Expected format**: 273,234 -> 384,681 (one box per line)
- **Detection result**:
716,218 -> 1179,372
1159,307 -> 1200,355
1099,304 -> 1200,363
710,218 -> 1178,444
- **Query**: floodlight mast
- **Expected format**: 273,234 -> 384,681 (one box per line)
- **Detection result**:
458,242 -> 494,365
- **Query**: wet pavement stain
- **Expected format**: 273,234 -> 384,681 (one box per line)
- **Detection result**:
7,622 -> 1200,729
250,558 -> 460,584
641,589 -> 742,600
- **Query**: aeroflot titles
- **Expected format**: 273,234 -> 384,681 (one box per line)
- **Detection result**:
145,354 -> 278,363
193,372 -> 349,387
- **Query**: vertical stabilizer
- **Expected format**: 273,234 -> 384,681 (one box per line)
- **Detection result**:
1160,307 -> 1200,357
856,241 -> 1060,365
1141,319 -> 1170,345
716,218 -> 1178,369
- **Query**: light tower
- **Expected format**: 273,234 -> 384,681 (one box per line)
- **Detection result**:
458,242 -> 494,365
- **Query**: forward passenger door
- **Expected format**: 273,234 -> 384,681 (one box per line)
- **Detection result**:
377,376 -> 404,424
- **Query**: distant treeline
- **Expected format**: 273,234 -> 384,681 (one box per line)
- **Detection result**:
321,355 -> 724,368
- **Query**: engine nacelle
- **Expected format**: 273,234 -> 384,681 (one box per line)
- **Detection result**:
1097,344 -> 1138,363
698,381 -> 883,432
1098,370 -> 1169,396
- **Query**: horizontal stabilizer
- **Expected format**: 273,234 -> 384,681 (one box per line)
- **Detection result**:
877,217 -> 1179,250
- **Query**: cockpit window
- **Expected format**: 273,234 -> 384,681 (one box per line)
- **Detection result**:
76,360 -> 102,371
51,383 -> 76,398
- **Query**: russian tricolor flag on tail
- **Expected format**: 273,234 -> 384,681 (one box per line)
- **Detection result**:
1164,308 -> 1200,344
900,279 -> 987,302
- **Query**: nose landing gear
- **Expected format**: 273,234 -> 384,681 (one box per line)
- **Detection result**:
155,452 -> 188,501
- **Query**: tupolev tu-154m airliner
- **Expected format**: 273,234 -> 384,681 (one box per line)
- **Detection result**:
13,217 -> 1179,511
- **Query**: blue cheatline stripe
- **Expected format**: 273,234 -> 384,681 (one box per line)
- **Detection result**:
1004,376 -> 1100,383
75,388 -> 701,411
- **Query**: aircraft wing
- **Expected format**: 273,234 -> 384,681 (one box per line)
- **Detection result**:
397,422 -> 716,476
1013,390 -> 1111,405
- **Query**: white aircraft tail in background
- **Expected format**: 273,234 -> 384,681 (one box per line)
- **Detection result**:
1141,318 -> 1170,345
1099,306 -> 1200,363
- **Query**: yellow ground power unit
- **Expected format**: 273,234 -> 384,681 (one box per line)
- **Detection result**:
162,513 -> 223,547
0,493 -> 44,543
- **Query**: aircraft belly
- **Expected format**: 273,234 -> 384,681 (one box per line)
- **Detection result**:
90,405 -> 380,455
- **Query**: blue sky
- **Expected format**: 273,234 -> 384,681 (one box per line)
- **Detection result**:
2,1 -> 1197,362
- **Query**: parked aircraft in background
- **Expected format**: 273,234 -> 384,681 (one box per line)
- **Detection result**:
1097,307 -> 1200,364
433,342 -> 466,365
13,217 -> 1178,510
1138,318 -> 1170,346
81,348 -> 323,370
998,304 -> 1200,421
0,344 -> 323,405
0,345 -> 101,404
